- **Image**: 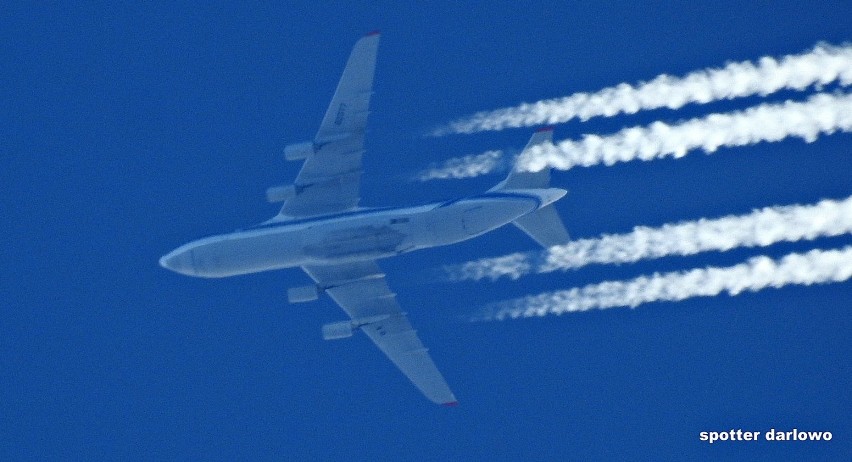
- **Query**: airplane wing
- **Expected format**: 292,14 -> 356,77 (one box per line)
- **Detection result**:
302,261 -> 458,405
280,32 -> 380,217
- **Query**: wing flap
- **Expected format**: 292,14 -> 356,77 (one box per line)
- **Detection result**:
302,261 -> 457,404
360,316 -> 456,405
316,33 -> 379,141
279,33 -> 380,218
326,279 -> 398,319
303,260 -> 383,283
282,171 -> 362,217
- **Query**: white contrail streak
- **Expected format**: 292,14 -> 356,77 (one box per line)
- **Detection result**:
419,92 -> 852,180
483,246 -> 852,320
447,196 -> 852,281
436,43 -> 852,135
416,150 -> 504,181
518,92 -> 852,172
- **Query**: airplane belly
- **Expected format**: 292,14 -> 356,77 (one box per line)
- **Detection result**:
430,198 -> 537,245
302,224 -> 406,262
190,231 -> 304,277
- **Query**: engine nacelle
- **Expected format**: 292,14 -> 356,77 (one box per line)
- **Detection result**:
322,321 -> 354,340
287,285 -> 319,303
283,141 -> 315,161
266,184 -> 297,203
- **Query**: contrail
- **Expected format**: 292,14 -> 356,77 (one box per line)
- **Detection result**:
447,196 -> 852,281
482,246 -> 852,321
420,92 -> 852,180
435,43 -> 852,135
518,92 -> 852,172
416,150 -> 504,181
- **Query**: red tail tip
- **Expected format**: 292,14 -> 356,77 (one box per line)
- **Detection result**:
536,126 -> 554,133
365,30 -> 381,37
442,401 -> 459,407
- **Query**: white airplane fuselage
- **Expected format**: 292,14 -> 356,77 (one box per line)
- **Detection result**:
160,188 -> 565,278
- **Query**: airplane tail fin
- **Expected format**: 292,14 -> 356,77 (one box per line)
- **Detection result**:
490,127 -> 554,191
491,128 -> 571,248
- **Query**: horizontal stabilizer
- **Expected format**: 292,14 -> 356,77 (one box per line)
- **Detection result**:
512,204 -> 570,248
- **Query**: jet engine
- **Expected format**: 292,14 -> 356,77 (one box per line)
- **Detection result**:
266,184 -> 297,203
283,141 -> 315,161
287,285 -> 319,303
322,321 -> 354,340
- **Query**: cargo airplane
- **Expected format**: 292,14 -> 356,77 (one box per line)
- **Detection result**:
160,32 -> 570,405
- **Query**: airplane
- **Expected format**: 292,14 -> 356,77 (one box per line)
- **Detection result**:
159,32 -> 571,405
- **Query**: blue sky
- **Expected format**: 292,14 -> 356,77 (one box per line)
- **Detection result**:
2,2 -> 850,460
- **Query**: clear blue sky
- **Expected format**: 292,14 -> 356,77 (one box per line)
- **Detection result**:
2,2 -> 850,460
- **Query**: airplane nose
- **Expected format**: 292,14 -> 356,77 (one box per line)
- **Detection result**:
159,249 -> 195,275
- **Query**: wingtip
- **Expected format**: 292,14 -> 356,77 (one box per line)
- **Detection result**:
442,401 -> 459,407
365,30 -> 381,37
536,126 -> 554,133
